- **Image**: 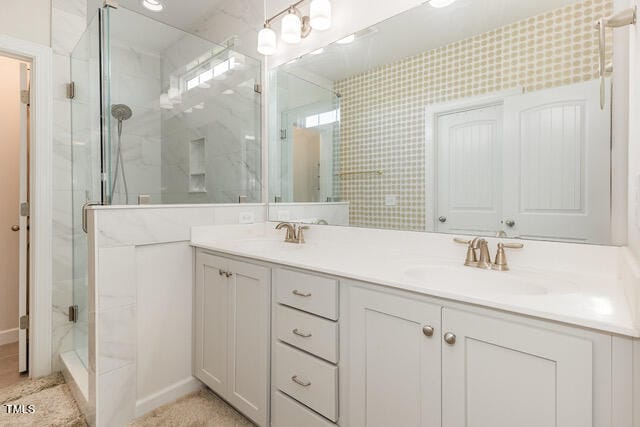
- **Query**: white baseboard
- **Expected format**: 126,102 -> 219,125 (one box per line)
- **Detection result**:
0,328 -> 18,346
135,376 -> 203,419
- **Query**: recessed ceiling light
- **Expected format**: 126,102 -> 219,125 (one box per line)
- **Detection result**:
336,34 -> 355,44
310,48 -> 324,55
429,0 -> 458,8
142,0 -> 164,12
222,89 -> 235,95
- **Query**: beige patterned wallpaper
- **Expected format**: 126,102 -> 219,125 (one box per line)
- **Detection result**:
334,0 -> 613,231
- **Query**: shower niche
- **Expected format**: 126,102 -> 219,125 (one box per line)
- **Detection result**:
189,138 -> 207,194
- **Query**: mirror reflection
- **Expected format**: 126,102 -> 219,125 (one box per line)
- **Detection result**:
269,0 -> 620,244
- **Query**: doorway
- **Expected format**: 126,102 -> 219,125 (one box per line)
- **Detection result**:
0,53 -> 30,388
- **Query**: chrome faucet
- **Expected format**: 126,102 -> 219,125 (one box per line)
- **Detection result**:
454,237 -> 523,271
276,222 -> 309,244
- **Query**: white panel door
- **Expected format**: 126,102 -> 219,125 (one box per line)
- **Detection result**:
227,259 -> 270,427
503,79 -> 610,242
347,284 -> 441,427
442,308 -> 593,427
437,104 -> 503,235
194,252 -> 229,397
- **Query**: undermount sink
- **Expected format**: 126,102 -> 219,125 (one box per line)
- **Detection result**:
402,264 -> 578,296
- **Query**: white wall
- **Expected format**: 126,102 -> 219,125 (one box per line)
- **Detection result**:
0,0 -> 51,47
0,56 -> 23,340
629,1 -> 640,259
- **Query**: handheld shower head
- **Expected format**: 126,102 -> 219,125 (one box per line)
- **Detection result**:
111,104 -> 132,122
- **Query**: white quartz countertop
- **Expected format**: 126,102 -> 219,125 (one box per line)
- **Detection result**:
191,223 -> 640,337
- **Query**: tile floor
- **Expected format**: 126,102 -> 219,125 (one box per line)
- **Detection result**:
0,342 -> 28,389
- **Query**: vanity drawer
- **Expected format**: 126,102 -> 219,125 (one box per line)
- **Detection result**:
274,268 -> 338,320
276,304 -> 339,363
272,391 -> 336,427
274,342 -> 338,421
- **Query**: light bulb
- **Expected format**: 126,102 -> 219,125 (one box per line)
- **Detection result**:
257,25 -> 277,55
281,11 -> 302,44
310,0 -> 331,31
429,0 -> 458,8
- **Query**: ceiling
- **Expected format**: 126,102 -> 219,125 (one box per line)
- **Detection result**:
284,0 -> 577,83
116,0 -> 225,30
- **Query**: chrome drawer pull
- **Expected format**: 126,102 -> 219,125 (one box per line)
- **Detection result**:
292,328 -> 312,338
292,289 -> 312,297
291,375 -> 311,387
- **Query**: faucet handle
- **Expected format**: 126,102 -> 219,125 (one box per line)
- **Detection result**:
492,242 -> 524,271
453,237 -> 472,245
453,237 -> 477,266
296,225 -> 309,244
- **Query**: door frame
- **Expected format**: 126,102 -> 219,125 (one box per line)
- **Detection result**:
424,88 -> 522,232
0,35 -> 53,378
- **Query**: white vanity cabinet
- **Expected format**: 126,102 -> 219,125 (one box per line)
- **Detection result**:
193,249 -> 271,427
346,284 -> 442,427
442,308 -> 597,427
344,282 -> 617,427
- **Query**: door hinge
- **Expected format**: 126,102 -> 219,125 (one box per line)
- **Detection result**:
68,305 -> 78,323
20,89 -> 30,105
280,129 -> 287,140
66,82 -> 75,99
20,202 -> 29,217
254,83 -> 262,94
19,315 -> 29,330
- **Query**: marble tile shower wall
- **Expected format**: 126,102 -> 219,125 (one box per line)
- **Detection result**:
51,0 -> 87,371
109,43 -> 162,204
334,0 -> 613,231
160,38 -> 262,204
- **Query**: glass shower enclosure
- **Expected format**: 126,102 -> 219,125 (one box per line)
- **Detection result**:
69,5 -> 262,370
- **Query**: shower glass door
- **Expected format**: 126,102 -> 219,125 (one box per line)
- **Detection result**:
70,11 -> 103,368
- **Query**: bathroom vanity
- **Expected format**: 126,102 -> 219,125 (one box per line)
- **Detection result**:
191,223 -> 639,427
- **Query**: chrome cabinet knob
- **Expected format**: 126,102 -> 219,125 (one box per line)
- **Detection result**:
505,219 -> 516,227
444,332 -> 456,345
422,325 -> 434,337
438,216 -> 447,223
11,225 -> 19,232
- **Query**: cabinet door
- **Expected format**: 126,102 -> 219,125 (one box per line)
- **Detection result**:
227,258 -> 271,427
194,251 -> 230,397
442,308 -> 593,427
347,285 -> 441,427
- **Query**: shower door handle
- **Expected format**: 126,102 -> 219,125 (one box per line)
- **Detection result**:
82,201 -> 102,233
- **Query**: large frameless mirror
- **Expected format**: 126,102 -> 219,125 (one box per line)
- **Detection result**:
269,0 -> 625,245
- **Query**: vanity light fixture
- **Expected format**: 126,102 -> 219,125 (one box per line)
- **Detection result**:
336,34 -> 355,44
310,0 -> 331,30
141,0 -> 164,12
281,8 -> 303,44
257,24 -> 278,55
429,0 -> 458,8
257,0 -> 332,55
